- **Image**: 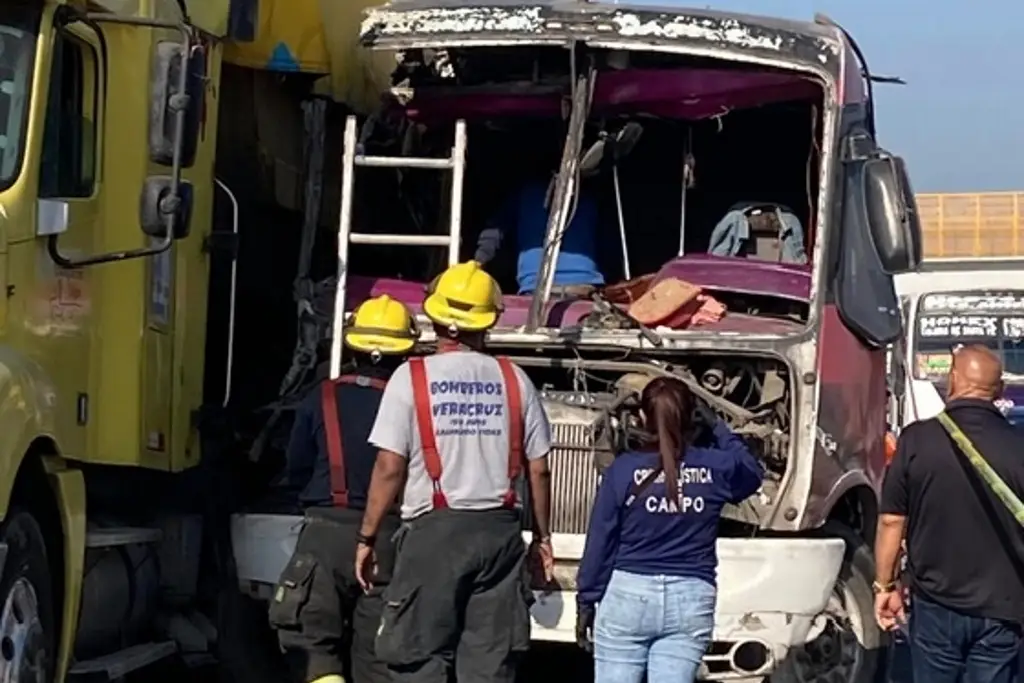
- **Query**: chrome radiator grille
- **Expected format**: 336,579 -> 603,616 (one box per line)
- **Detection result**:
548,421 -> 602,535
520,394 -> 612,536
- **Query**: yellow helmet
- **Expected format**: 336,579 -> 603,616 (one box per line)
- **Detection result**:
343,295 -> 419,355
423,261 -> 503,332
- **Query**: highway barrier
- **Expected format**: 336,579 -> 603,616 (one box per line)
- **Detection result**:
917,192 -> 1024,258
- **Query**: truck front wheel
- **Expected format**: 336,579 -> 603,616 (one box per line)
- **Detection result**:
0,510 -> 55,683
771,523 -> 885,683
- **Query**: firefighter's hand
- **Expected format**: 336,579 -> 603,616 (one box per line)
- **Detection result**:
575,603 -> 595,653
874,589 -> 905,631
355,542 -> 378,593
529,536 -> 555,585
694,397 -> 718,429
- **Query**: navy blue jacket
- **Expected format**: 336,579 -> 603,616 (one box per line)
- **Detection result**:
576,421 -> 764,605
284,365 -> 391,510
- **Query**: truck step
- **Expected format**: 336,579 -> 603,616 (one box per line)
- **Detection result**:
181,652 -> 217,668
68,641 -> 177,680
86,527 -> 163,548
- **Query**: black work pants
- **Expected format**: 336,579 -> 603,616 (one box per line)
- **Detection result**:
375,508 -> 532,683
269,507 -> 400,683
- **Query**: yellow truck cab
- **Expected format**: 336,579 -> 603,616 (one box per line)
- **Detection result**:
0,0 -> 227,679
0,1 -> 390,680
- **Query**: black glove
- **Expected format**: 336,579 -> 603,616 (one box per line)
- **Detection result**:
576,603 -> 595,653
693,397 -> 719,442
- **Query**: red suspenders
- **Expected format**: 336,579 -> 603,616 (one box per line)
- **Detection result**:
321,374 -> 388,508
408,356 -> 525,510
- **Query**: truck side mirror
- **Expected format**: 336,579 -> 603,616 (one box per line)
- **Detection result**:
140,177 -> 194,239
863,154 -> 923,274
149,41 -> 205,169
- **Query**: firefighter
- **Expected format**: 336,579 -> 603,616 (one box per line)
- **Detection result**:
268,294 -> 419,683
354,261 -> 555,683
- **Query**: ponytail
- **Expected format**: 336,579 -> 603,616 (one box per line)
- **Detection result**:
641,377 -> 695,512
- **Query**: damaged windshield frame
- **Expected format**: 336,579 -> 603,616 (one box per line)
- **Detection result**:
526,63 -> 593,332
359,6 -> 843,341
524,48 -> 833,334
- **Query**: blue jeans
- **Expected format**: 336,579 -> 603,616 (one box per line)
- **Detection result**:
909,594 -> 1021,683
594,570 -> 716,683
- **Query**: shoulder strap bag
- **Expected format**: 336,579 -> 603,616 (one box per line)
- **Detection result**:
935,412 -> 1024,526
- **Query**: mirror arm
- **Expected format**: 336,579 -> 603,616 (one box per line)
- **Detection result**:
48,233 -> 173,269
47,16 -> 193,270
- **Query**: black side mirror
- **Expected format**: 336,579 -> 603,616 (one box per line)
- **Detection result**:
149,40 -> 205,169
610,122 -> 643,161
579,138 -> 606,176
578,122 -> 645,176
140,177 -> 194,239
863,154 -> 922,274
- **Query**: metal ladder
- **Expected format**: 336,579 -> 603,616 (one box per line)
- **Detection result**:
330,114 -> 467,378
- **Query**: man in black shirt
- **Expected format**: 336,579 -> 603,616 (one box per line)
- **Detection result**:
875,345 -> 1024,683
268,295 -> 419,683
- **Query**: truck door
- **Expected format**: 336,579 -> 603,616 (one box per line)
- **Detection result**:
33,24 -> 103,458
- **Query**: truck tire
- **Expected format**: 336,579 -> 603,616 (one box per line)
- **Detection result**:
770,523 -> 885,683
0,510 -> 56,683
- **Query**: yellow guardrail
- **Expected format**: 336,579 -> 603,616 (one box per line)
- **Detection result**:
917,192 -> 1024,258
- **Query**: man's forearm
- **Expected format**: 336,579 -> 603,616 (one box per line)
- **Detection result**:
528,463 -> 552,539
874,514 -> 907,584
360,453 -> 405,538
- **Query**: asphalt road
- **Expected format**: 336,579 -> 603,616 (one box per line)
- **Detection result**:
127,638 -> 1020,683
122,643 -> 592,683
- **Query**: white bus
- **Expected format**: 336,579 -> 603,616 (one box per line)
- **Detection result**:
892,258 -> 1024,429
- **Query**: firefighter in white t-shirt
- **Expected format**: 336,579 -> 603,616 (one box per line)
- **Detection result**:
355,261 -> 555,683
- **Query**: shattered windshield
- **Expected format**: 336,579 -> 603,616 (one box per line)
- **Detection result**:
0,5 -> 39,190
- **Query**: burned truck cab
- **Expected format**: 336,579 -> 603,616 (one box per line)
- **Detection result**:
233,3 -> 922,681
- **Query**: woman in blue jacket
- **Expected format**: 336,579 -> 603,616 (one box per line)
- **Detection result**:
575,376 -> 764,683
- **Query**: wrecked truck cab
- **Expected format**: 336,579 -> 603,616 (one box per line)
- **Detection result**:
233,3 -> 920,682
344,6 -> 836,345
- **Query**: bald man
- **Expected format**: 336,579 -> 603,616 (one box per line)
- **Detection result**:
875,345 -> 1024,683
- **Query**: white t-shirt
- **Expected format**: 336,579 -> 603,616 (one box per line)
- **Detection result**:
368,351 -> 552,519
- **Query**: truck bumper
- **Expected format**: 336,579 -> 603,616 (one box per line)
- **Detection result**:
232,515 -> 844,678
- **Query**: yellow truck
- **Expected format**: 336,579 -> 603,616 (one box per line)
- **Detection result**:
0,1 -> 923,682
0,0 -> 388,679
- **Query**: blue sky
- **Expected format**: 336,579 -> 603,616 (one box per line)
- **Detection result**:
650,0 -> 1021,192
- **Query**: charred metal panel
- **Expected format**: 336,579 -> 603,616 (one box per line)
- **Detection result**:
361,5 -> 548,40
360,3 -> 841,75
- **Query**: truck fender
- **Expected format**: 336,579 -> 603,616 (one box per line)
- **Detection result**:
0,345 -> 61,516
43,461 -> 86,683
818,472 -> 879,545
0,347 -> 82,680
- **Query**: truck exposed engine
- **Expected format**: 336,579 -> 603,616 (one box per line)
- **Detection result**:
0,1 -> 920,682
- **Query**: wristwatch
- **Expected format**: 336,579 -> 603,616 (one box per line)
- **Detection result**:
356,532 -> 376,547
872,580 -> 898,594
